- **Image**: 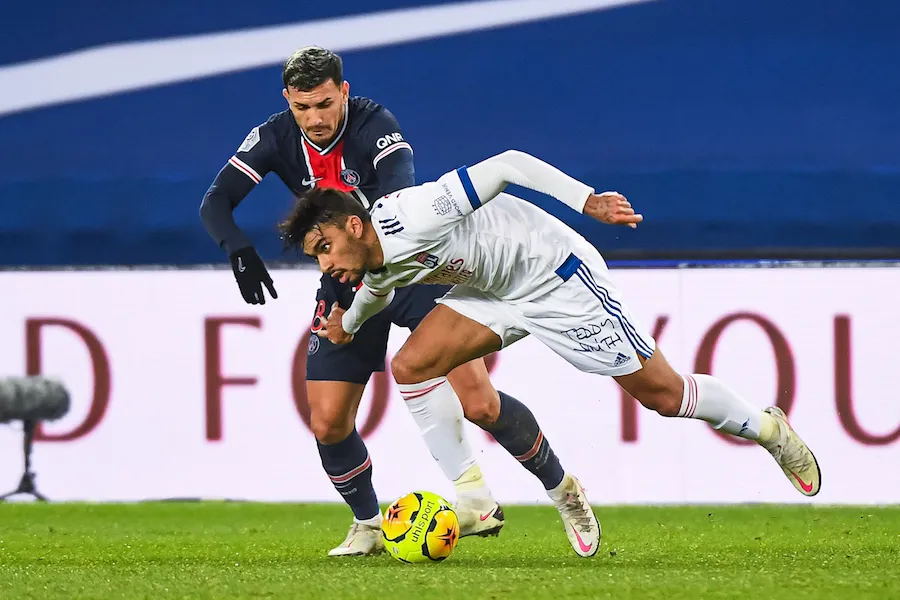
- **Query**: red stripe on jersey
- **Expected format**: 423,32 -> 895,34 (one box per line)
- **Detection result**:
304,139 -> 356,192
228,156 -> 262,183
373,141 -> 412,168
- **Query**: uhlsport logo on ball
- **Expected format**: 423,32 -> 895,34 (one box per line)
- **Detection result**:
382,491 -> 459,563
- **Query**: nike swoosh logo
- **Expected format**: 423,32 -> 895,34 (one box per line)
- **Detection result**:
479,507 -> 497,522
302,176 -> 323,186
572,528 -> 593,553
791,471 -> 814,493
237,257 -> 246,272
0,0 -> 653,117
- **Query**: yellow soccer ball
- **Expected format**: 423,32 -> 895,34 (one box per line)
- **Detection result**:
382,491 -> 459,563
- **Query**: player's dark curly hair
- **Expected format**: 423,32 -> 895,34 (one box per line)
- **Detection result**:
278,187 -> 370,253
282,46 -> 343,91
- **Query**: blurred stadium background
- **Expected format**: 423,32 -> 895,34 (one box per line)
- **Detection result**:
1,0 -> 899,556
2,0 -> 899,265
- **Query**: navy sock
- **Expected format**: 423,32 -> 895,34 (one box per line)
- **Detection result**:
486,391 -> 565,490
317,428 -> 380,520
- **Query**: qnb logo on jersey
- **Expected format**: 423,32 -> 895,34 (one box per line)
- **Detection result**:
421,257 -> 475,286
375,132 -> 404,149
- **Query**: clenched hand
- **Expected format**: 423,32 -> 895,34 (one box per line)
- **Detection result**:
584,192 -> 643,229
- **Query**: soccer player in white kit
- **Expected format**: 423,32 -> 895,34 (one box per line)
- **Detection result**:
279,149 -> 822,554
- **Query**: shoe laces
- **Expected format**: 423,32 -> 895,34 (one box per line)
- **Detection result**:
342,522 -> 363,543
343,521 -> 377,542
767,425 -> 813,474
559,490 -> 594,533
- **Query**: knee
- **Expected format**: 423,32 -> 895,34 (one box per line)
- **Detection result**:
310,407 -> 355,444
391,348 -> 435,385
459,387 -> 501,428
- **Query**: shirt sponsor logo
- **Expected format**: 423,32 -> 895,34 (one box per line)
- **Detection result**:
375,132 -> 404,149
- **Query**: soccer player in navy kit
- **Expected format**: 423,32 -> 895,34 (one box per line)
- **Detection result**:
201,47 -> 573,556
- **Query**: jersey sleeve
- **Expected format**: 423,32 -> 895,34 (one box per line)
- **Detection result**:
386,150 -> 594,244
341,285 -> 395,334
388,167 -> 482,239
363,107 -> 415,193
227,124 -> 276,185
199,123 -> 277,254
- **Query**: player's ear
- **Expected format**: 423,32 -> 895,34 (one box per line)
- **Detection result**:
341,80 -> 350,99
282,88 -> 290,103
347,214 -> 364,238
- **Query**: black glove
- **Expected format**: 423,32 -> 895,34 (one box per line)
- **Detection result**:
229,247 -> 277,304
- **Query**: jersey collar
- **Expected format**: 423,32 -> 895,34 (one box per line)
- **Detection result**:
299,102 -> 349,155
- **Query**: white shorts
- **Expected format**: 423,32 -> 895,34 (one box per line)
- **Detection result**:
436,252 -> 656,376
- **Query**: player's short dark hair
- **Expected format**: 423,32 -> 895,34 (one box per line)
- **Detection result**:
279,187 -> 370,253
282,46 -> 343,91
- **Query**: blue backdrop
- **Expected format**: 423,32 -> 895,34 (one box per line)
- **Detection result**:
1,0 -> 898,265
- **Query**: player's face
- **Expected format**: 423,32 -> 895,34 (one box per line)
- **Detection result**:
283,79 -> 350,146
302,218 -> 370,284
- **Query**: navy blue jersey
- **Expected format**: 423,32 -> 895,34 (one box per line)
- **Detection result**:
201,96 -> 414,255
201,94 -> 436,385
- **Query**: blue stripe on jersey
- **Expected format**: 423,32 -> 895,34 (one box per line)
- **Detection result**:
573,264 -> 654,359
554,252 -> 581,281
456,166 -> 481,210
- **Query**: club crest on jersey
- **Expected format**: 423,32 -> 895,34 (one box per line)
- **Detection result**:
340,169 -> 360,187
432,195 -> 453,216
415,252 -> 440,268
308,334 -> 320,355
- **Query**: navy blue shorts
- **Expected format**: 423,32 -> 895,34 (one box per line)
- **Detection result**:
306,275 -> 452,384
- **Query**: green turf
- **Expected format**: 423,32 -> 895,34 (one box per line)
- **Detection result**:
0,503 -> 897,599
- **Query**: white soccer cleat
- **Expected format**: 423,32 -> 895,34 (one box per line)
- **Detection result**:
327,520 -> 385,557
455,499 -> 506,538
552,474 -> 601,557
760,406 -> 822,497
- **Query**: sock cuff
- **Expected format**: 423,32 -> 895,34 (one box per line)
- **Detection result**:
679,374 -> 699,418
398,376 -> 448,401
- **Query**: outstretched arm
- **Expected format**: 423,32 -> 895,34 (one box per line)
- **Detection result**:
465,150 -> 643,227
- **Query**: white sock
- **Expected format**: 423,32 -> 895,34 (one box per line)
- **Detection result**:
547,472 -> 573,504
453,464 -> 494,506
399,377 -> 479,483
678,374 -> 764,440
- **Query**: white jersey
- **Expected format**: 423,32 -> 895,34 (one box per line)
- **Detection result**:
364,166 -> 599,303
342,151 -> 657,376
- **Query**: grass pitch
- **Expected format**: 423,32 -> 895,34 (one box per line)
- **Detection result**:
0,503 -> 897,599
